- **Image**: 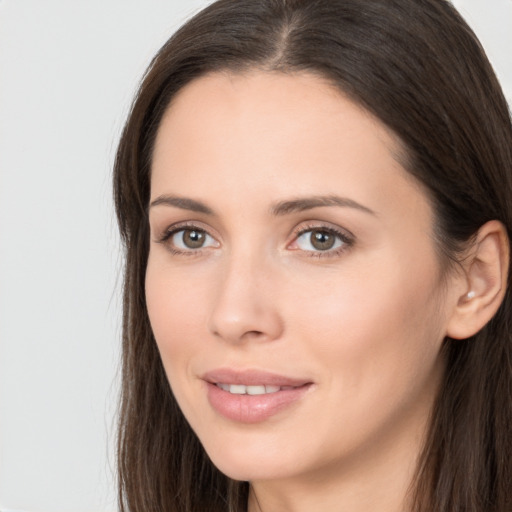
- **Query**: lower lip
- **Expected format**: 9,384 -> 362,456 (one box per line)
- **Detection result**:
205,382 -> 312,423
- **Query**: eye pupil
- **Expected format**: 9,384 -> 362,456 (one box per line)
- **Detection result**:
311,230 -> 335,250
183,229 -> 205,248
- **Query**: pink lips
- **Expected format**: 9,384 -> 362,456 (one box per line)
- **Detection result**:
202,369 -> 313,423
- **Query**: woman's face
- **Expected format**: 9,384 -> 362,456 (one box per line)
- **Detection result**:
146,72 -> 457,484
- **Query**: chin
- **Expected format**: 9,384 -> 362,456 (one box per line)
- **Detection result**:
211,457 -> 290,483
200,432 -> 307,482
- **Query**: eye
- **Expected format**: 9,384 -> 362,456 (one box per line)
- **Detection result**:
289,225 -> 353,256
296,229 -> 343,251
162,226 -> 219,253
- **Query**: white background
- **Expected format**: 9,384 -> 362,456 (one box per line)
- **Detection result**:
0,1 -> 510,511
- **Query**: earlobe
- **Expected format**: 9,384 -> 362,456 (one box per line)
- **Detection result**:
446,220 -> 509,340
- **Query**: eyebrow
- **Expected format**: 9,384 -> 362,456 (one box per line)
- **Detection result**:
270,195 -> 376,216
149,195 -> 214,214
149,194 -> 376,216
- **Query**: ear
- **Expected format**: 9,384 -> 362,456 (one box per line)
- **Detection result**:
446,220 -> 509,340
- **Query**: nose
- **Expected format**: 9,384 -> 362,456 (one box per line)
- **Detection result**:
207,254 -> 284,344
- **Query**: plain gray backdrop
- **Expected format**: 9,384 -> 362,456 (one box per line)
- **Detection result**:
0,1 -> 510,511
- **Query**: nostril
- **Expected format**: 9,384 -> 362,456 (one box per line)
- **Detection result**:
244,330 -> 265,339
212,329 -> 264,340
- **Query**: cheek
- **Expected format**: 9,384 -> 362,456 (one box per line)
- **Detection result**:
145,258 -> 205,371
145,260 -> 213,433
287,251 -> 446,412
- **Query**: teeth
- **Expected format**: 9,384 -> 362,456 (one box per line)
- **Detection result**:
247,385 -> 266,395
230,384 -> 246,394
216,383 -> 285,395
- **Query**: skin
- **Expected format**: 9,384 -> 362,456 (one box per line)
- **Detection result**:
146,71 -> 468,512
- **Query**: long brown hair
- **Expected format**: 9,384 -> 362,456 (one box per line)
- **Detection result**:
113,1 -> 512,510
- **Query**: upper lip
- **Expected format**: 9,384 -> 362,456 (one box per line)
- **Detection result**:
202,368 -> 312,387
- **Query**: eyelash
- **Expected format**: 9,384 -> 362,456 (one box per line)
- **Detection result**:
156,221 -> 355,258
157,222 -> 215,257
291,223 -> 354,258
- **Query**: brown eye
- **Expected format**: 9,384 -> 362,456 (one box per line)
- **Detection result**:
294,227 -> 347,253
182,229 -> 206,248
310,230 -> 336,250
170,228 -> 218,251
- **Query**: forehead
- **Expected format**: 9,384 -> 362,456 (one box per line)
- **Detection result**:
150,71 -> 427,224
154,71 -> 402,164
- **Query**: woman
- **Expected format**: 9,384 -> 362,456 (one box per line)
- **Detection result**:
113,0 -> 512,510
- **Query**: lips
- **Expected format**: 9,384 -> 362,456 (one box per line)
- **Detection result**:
202,369 -> 313,423
202,368 -> 311,387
